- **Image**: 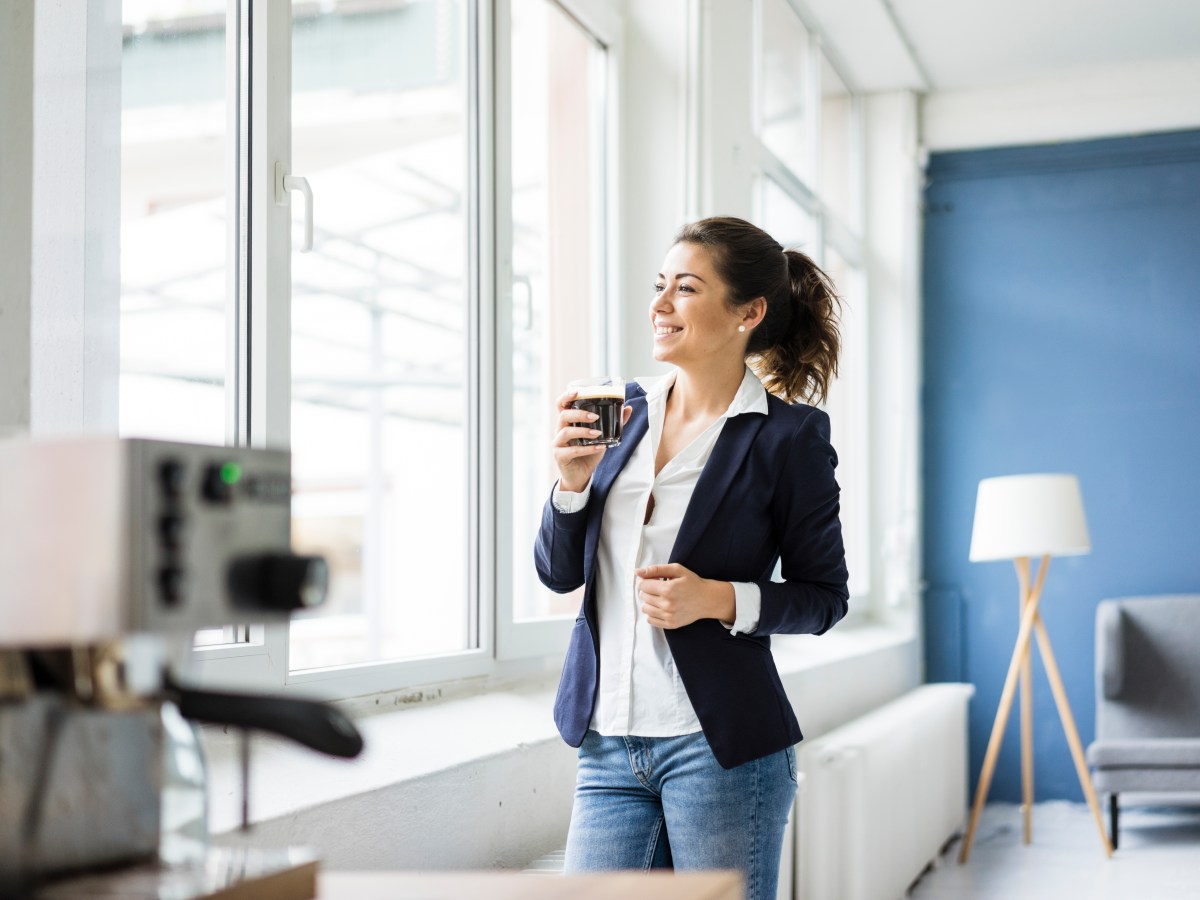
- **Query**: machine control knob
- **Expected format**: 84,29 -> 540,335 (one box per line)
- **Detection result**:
228,554 -> 329,613
159,459 -> 186,499
159,514 -> 185,551
202,463 -> 237,504
159,565 -> 187,607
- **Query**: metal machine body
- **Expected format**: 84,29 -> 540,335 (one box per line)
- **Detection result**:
0,697 -> 161,878
0,437 -> 357,897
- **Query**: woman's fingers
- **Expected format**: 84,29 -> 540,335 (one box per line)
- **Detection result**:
636,563 -> 687,581
551,389 -> 615,488
554,425 -> 604,447
555,443 -> 607,460
556,408 -> 600,439
637,578 -> 668,599
636,564 -> 699,630
559,409 -> 599,426
639,594 -> 683,630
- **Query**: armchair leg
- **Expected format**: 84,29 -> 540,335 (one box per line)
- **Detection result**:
1110,794 -> 1119,851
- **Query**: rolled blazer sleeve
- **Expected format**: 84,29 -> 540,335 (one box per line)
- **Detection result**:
534,486 -> 590,594
755,407 -> 849,636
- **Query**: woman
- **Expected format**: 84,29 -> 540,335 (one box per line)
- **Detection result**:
534,216 -> 848,900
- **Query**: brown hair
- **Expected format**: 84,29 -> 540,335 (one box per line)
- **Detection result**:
673,216 -> 841,404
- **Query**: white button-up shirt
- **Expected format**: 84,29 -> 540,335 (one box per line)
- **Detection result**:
553,366 -> 768,736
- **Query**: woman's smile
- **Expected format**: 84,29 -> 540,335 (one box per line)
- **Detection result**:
654,323 -> 683,341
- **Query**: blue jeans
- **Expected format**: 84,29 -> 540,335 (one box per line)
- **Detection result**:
564,730 -> 797,900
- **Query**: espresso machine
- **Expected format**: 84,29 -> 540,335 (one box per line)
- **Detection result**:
0,437 -> 364,898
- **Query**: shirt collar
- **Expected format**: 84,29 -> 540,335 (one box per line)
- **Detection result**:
635,365 -> 769,418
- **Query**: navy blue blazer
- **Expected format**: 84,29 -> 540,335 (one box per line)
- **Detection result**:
534,380 -> 849,769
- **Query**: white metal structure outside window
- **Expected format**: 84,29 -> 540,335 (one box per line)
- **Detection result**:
117,0 -> 617,696
286,0 -> 475,672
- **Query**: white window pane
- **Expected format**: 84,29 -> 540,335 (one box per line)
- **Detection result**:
760,175 -> 817,254
120,1 -> 228,444
819,52 -> 858,231
287,0 -> 471,670
510,0 -> 607,621
758,0 -> 812,184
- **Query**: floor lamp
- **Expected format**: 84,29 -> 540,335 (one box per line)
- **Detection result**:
958,473 -> 1113,863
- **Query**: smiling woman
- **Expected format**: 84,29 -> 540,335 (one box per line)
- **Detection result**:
536,217 -> 850,900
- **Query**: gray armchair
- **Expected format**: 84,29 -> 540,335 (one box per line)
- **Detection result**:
1086,595 -> 1200,849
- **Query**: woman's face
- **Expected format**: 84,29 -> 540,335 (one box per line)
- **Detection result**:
650,242 -> 748,369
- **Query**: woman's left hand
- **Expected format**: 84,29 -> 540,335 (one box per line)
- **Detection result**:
635,563 -> 735,629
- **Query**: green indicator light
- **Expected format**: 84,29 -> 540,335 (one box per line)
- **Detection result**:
219,462 -> 243,485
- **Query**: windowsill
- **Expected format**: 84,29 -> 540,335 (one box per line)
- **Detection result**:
202,682 -> 561,835
768,617 -> 916,669
202,615 -> 919,837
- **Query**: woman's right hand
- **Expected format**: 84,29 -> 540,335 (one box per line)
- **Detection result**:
552,390 -> 631,493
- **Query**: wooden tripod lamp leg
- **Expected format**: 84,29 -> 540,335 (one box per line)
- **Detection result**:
958,591 -> 1043,864
1015,557 -> 1035,845
1031,614 -> 1114,858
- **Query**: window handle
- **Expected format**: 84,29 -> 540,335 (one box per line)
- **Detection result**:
274,161 -> 314,252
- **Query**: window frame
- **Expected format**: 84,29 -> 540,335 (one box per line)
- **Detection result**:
189,0 -> 623,698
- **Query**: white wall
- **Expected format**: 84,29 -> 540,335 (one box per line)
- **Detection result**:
922,57 -> 1200,152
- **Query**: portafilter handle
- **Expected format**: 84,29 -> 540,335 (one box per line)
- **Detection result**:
166,678 -> 364,759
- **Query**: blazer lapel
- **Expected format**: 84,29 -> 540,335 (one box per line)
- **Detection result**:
669,411 -> 766,564
591,390 -> 647,502
581,389 -> 649,593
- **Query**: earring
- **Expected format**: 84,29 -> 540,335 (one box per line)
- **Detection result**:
738,325 -> 746,333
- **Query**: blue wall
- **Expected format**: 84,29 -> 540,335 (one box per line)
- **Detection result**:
921,130 -> 1200,801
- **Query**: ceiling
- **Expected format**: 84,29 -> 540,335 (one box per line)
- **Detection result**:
799,0 -> 1200,93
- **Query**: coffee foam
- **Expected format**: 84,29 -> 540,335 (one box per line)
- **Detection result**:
572,386 -> 625,401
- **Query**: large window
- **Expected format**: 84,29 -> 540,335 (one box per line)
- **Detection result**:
115,0 -> 615,693
109,0 -> 875,696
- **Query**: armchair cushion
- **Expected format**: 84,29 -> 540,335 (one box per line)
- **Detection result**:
1088,738 -> 1200,769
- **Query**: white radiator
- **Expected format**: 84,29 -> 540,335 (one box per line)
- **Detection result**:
794,684 -> 974,900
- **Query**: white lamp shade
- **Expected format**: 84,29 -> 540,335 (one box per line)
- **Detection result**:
969,473 -> 1091,562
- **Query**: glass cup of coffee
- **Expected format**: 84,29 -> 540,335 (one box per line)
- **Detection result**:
568,377 -> 625,447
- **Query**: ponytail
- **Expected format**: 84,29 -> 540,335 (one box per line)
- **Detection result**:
748,249 -> 841,404
673,217 -> 842,405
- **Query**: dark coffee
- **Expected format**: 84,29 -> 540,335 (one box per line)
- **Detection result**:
571,391 -> 624,446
